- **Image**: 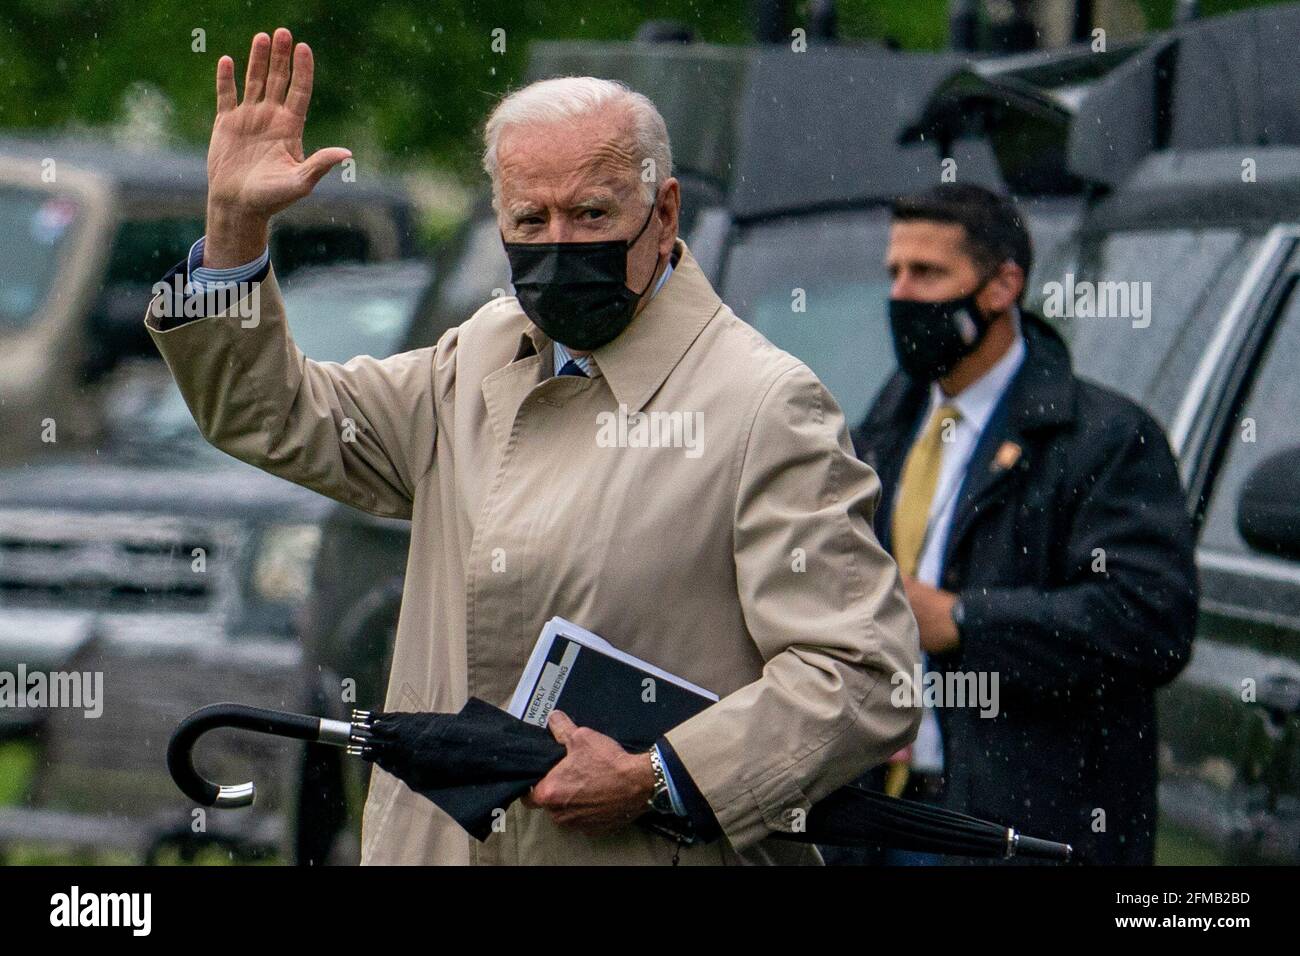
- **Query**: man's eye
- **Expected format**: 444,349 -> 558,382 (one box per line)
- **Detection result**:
581,209 -> 606,220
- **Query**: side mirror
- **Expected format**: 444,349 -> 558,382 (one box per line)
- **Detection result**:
1238,446 -> 1300,561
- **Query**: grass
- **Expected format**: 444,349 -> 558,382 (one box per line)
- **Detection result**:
0,738 -> 278,864
0,740 -> 36,806
1156,822 -> 1224,865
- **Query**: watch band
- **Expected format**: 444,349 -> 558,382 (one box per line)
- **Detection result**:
647,746 -> 674,814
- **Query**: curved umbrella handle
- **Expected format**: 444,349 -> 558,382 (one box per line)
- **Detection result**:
167,702 -> 371,808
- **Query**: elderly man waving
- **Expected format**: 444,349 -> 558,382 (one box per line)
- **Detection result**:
145,28 -> 920,865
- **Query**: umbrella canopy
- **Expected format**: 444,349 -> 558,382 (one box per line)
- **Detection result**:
362,697 -> 565,840
169,698 -> 1073,862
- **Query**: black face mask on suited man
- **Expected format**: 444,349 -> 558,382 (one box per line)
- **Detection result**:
887,281 -> 995,382
502,201 -> 661,352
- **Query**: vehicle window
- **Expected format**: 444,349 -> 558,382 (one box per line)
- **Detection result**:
271,225 -> 370,275
105,217 -> 206,284
402,215 -> 511,350
1025,225 -> 1080,314
1032,228 -> 1255,429
436,216 -> 512,328
1020,201 -> 1078,283
103,218 -> 374,288
1200,285 -> 1300,556
720,208 -> 895,427
281,273 -> 421,363
0,186 -> 81,331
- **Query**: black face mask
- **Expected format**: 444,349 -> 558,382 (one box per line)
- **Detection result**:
502,203 -> 660,351
888,286 -> 991,382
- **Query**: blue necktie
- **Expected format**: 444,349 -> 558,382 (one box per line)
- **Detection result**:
557,359 -> 588,378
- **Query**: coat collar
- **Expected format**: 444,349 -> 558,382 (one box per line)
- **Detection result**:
511,239 -> 719,414
1000,311 -> 1076,434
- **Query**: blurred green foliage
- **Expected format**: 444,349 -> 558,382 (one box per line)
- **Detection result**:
0,0 -> 1286,183
0,0 -> 751,180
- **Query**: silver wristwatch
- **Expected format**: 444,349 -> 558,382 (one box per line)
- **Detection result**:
647,746 -> 675,815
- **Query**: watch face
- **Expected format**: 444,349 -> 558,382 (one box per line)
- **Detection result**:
651,789 -> 674,815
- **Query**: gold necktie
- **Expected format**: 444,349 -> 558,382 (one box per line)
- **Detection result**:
885,402 -> 961,799
891,403 -> 962,579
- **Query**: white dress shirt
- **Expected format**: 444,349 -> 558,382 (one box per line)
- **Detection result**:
900,312 -> 1026,772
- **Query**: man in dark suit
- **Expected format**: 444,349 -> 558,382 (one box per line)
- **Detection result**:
850,184 -> 1198,865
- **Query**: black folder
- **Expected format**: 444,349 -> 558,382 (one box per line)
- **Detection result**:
509,617 -> 717,752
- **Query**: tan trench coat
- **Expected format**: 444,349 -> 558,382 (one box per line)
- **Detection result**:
146,238 -> 921,865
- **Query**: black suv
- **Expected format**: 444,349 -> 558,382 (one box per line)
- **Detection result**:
1018,3 -> 1300,863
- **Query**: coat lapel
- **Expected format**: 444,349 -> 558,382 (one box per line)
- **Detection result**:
481,342 -> 548,450
940,389 -> 1023,571
940,314 -> 1076,570
592,239 -> 722,414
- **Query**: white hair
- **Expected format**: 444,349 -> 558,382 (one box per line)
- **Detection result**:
482,76 -> 672,211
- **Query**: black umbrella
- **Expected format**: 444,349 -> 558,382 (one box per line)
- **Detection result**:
168,697 -> 1073,861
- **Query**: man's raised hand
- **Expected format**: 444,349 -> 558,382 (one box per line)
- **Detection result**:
204,28 -> 352,268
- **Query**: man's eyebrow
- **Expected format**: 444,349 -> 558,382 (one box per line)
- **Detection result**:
572,193 -> 618,210
505,192 -> 623,219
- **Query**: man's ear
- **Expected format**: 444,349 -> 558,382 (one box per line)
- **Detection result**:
979,260 -> 1026,316
657,178 -> 680,257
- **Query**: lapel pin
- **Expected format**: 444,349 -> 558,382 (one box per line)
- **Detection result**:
993,441 -> 1022,472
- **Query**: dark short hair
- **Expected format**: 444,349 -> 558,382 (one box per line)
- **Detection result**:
890,184 -> 1033,286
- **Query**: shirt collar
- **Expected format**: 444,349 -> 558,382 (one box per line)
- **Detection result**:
552,340 -> 593,377
927,310 -> 1027,433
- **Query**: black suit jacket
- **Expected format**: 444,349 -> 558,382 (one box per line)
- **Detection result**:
852,312 -> 1198,865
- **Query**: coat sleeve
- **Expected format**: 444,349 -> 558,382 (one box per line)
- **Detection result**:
662,363 -> 922,852
956,410 -> 1198,699
144,267 -> 438,519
